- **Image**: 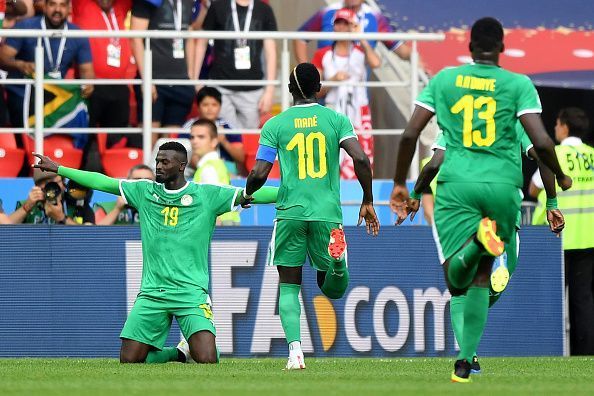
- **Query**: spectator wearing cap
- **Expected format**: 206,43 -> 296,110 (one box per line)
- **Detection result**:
295,0 -> 411,64
72,0 -> 136,150
312,7 -> 379,179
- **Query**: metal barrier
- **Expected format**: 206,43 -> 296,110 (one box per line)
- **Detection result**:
0,29 -> 444,175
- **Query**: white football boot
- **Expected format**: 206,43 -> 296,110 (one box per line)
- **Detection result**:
284,341 -> 305,370
176,337 -> 195,363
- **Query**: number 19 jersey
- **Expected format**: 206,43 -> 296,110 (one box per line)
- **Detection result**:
259,103 -> 357,223
416,63 -> 542,187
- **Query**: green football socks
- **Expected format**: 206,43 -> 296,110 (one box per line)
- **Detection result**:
321,261 -> 349,299
450,295 -> 466,349
458,287 -> 489,363
145,347 -> 180,363
279,283 -> 301,344
447,239 -> 485,289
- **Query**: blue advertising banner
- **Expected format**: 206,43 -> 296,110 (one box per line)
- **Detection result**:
0,226 -> 564,358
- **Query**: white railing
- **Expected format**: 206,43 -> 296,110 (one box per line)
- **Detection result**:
0,29 -> 444,175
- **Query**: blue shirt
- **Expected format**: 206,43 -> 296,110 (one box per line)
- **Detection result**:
5,17 -> 93,95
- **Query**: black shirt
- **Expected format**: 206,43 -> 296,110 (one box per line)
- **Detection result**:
203,0 -> 277,91
132,0 -> 193,79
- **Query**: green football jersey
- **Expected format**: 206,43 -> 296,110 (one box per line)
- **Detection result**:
416,63 -> 542,187
120,180 -> 240,292
259,103 -> 357,223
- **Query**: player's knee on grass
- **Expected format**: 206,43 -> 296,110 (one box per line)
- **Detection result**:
188,331 -> 218,364
119,339 -> 150,363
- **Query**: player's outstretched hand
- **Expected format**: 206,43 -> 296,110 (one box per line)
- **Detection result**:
407,198 -> 420,222
238,191 -> 254,209
390,183 -> 410,225
358,202 -> 380,236
547,209 -> 565,237
556,174 -> 572,191
32,153 -> 59,173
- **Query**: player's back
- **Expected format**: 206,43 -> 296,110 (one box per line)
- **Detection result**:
259,103 -> 357,223
418,63 -> 542,187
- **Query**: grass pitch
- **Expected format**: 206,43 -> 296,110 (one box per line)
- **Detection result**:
0,357 -> 592,396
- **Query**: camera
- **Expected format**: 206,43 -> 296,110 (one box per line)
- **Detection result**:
43,181 -> 62,205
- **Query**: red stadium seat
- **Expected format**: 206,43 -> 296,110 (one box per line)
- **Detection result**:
242,134 -> 280,179
0,134 -> 25,177
23,134 -> 83,171
97,133 -> 143,178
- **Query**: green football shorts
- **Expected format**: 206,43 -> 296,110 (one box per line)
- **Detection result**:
120,288 -> 215,350
267,219 -> 347,271
434,182 -> 521,261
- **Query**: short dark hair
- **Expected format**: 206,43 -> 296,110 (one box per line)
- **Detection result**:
289,63 -> 321,99
558,107 -> 590,139
158,141 -> 188,162
190,118 -> 218,139
470,17 -> 504,52
196,86 -> 222,105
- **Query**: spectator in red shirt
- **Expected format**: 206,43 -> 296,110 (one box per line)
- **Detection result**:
72,0 -> 136,148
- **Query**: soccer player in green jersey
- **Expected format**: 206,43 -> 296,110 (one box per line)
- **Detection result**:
404,127 -> 565,373
244,63 -> 380,370
391,17 -> 571,382
33,142 -> 276,364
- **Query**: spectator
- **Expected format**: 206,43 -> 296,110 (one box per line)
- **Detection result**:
182,86 -> 245,175
193,0 -> 277,130
94,164 -> 155,225
130,0 -> 195,145
1,0 -> 33,29
190,119 -> 239,225
0,0 -> 94,129
294,0 -> 411,64
16,168 -> 94,224
72,0 -> 136,149
529,107 -> 594,355
312,8 -> 378,179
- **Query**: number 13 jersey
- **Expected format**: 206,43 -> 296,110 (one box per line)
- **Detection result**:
416,63 -> 542,187
259,103 -> 357,223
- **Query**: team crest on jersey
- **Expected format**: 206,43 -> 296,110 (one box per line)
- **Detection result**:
181,194 -> 193,206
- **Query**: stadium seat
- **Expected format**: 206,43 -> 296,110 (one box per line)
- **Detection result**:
0,134 -> 25,177
96,133 -> 143,178
242,134 -> 280,178
23,134 -> 83,171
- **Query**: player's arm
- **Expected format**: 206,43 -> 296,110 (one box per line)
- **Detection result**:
33,154 -> 121,195
234,186 -> 278,207
520,114 -> 571,190
527,148 -> 565,234
340,138 -> 379,236
401,148 -> 444,223
391,106 -> 434,224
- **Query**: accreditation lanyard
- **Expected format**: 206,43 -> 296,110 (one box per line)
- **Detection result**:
168,0 -> 185,58
41,18 -> 67,77
100,8 -> 120,45
231,0 -> 253,47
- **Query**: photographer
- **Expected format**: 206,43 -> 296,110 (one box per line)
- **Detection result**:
15,169 -> 93,224
94,164 -> 155,225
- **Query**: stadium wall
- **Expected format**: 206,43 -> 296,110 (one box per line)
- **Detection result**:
0,226 -> 565,358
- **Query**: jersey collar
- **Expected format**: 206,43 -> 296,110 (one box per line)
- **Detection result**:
163,181 -> 190,194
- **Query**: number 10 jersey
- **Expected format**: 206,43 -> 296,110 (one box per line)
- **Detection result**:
259,103 -> 358,223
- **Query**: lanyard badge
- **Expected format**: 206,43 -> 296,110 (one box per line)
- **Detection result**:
102,8 -> 121,67
231,0 -> 253,70
169,0 -> 185,59
41,18 -> 67,78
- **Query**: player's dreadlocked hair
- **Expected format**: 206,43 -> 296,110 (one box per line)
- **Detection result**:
158,141 -> 188,162
470,17 -> 504,52
289,63 -> 321,99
